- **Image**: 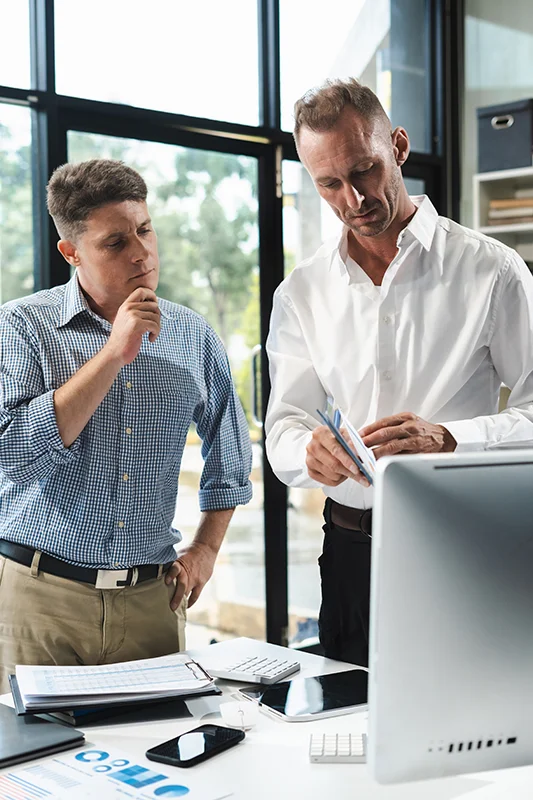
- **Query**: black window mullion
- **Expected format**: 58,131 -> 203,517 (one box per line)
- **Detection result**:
258,144 -> 288,646
259,0 -> 280,131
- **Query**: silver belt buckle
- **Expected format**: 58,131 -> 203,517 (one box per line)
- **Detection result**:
95,568 -> 138,589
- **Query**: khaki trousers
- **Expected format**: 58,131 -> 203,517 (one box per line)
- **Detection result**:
0,554 -> 186,694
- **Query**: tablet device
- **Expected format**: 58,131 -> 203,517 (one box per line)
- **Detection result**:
237,668 -> 368,722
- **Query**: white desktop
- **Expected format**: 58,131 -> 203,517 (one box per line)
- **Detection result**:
368,450 -> 533,785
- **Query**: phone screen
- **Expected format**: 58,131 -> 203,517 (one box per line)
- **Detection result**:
146,724 -> 245,768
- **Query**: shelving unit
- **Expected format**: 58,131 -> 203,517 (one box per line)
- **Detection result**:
473,166 -> 533,262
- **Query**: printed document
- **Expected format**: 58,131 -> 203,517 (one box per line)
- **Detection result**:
0,745 -> 232,799
15,653 -> 214,710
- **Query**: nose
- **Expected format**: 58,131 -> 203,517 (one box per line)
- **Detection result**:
343,183 -> 365,212
131,234 -> 149,262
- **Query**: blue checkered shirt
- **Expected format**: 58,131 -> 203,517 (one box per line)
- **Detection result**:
0,275 -> 252,568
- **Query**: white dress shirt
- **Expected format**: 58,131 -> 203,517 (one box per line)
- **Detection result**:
265,195 -> 533,509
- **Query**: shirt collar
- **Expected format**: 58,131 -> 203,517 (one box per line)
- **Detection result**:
400,194 -> 438,252
58,273 -> 170,328
58,273 -> 93,328
331,193 -> 438,279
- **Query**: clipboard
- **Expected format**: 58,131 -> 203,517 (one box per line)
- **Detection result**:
316,409 -> 374,485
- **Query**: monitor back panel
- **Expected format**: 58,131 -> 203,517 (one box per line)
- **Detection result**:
368,452 -> 533,784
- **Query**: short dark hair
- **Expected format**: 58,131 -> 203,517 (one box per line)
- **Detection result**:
293,77 -> 391,145
46,159 -> 148,241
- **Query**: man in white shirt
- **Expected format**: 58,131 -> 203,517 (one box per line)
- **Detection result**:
265,78 -> 533,667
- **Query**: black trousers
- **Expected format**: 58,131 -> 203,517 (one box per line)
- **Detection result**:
318,498 -> 372,668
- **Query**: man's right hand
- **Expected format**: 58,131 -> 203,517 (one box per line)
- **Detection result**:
306,425 -> 370,487
105,287 -> 161,366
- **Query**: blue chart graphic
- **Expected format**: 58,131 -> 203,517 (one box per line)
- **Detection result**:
154,787 -> 190,797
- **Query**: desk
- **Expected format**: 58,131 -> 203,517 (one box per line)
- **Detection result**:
2,638 -> 533,800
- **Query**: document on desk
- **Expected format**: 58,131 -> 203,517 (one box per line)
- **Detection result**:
15,653 -> 215,711
0,745 -> 233,799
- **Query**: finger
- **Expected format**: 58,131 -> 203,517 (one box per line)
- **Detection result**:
307,451 -> 369,487
363,423 -> 412,448
372,437 -> 420,460
165,562 -> 180,585
312,431 -> 362,478
187,585 -> 203,608
307,441 -> 355,480
359,412 -> 417,438
127,287 -> 157,303
128,301 -> 160,314
170,581 -> 186,612
170,573 -> 188,611
307,457 -> 349,486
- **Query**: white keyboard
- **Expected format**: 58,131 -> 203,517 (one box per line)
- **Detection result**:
207,655 -> 301,684
309,733 -> 367,764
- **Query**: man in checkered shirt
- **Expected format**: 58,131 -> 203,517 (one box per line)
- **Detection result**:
0,159 -> 252,691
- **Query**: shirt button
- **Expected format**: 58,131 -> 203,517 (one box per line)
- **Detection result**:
123,473 -> 129,481
125,427 -> 132,435
383,315 -> 392,325
117,521 -> 125,528
383,371 -> 392,381
125,381 -> 133,389
114,563 -> 120,567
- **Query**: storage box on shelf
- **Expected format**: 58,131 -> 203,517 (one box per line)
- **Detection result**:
473,165 -> 533,265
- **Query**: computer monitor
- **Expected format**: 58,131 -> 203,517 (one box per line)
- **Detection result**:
367,451 -> 533,784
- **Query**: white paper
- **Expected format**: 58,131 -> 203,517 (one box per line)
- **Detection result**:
340,412 -> 377,480
0,745 -> 232,799
16,653 -> 214,708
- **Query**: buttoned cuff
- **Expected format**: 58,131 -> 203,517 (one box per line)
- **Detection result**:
198,481 -> 253,511
441,419 -> 487,453
28,390 -> 82,462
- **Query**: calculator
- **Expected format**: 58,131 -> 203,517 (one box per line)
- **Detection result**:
309,733 -> 367,764
206,655 -> 301,684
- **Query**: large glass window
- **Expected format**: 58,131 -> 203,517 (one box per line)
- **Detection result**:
280,0 -> 430,152
55,0 -> 259,126
68,132 -> 264,646
0,104 -> 34,303
0,0 -> 30,89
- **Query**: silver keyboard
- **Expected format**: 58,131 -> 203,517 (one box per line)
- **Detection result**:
207,655 -> 301,684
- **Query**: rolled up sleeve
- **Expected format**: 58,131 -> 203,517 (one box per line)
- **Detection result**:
195,326 -> 252,510
0,308 -> 81,484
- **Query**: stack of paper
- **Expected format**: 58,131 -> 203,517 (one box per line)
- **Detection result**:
13,653 -> 215,712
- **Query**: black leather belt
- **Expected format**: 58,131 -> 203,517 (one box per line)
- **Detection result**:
330,501 -> 372,536
0,539 -> 174,589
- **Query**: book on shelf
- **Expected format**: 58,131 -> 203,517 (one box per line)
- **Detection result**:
9,652 -> 218,716
487,215 -> 533,226
514,188 -> 533,200
488,206 -> 533,219
489,197 -> 533,210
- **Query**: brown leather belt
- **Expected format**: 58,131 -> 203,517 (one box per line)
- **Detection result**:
330,501 -> 372,536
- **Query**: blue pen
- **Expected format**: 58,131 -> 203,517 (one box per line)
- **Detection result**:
333,409 -> 341,428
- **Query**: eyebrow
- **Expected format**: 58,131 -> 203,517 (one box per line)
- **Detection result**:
99,219 -> 152,242
316,162 -> 373,183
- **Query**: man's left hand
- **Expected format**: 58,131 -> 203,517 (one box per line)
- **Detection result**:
360,412 -> 457,458
165,542 -> 217,611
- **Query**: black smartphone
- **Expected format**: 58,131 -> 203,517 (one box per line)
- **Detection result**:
145,724 -> 245,768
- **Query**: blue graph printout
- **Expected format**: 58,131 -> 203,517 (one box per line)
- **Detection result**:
0,747 -> 233,799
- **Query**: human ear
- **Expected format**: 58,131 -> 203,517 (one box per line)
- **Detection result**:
391,127 -> 410,167
57,239 -> 80,268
